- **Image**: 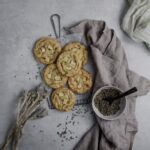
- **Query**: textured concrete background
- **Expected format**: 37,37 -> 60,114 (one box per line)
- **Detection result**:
0,0 -> 150,150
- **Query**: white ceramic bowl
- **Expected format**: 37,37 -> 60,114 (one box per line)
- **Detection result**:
92,86 -> 126,120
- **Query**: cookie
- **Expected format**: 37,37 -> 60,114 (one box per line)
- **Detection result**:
57,51 -> 82,77
43,64 -> 67,89
51,88 -> 76,111
68,69 -> 92,94
63,42 -> 88,65
33,37 -> 61,64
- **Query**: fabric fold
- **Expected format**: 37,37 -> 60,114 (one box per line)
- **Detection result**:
66,20 -> 150,150
74,124 -> 101,150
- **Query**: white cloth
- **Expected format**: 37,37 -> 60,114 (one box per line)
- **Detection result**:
122,0 -> 150,49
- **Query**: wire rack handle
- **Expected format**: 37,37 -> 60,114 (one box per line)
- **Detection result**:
50,14 -> 61,38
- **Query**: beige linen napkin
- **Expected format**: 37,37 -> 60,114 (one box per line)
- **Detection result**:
66,20 -> 150,150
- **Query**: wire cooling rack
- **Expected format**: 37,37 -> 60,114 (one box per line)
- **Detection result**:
45,14 -> 95,109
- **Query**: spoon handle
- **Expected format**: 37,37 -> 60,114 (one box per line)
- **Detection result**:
112,87 -> 137,101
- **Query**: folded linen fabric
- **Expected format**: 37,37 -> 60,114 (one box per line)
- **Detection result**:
122,0 -> 150,50
66,20 -> 150,150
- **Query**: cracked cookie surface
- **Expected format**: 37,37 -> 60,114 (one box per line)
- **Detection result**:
51,87 -> 76,111
63,42 -> 88,65
57,51 -> 82,77
68,69 -> 92,94
33,37 -> 61,64
43,64 -> 67,89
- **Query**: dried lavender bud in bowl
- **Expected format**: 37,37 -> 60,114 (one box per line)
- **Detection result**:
92,86 -> 126,120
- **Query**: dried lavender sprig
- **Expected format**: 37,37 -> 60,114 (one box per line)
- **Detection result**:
0,84 -> 48,150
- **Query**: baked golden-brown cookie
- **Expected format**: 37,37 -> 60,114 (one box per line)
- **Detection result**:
63,42 -> 88,65
51,87 -> 76,111
56,51 -> 82,77
43,64 -> 67,89
68,69 -> 92,94
33,37 -> 61,64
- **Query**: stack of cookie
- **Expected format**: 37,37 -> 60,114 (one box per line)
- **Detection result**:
33,37 -> 92,112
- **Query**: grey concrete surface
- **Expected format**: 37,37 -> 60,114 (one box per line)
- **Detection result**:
0,0 -> 150,150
